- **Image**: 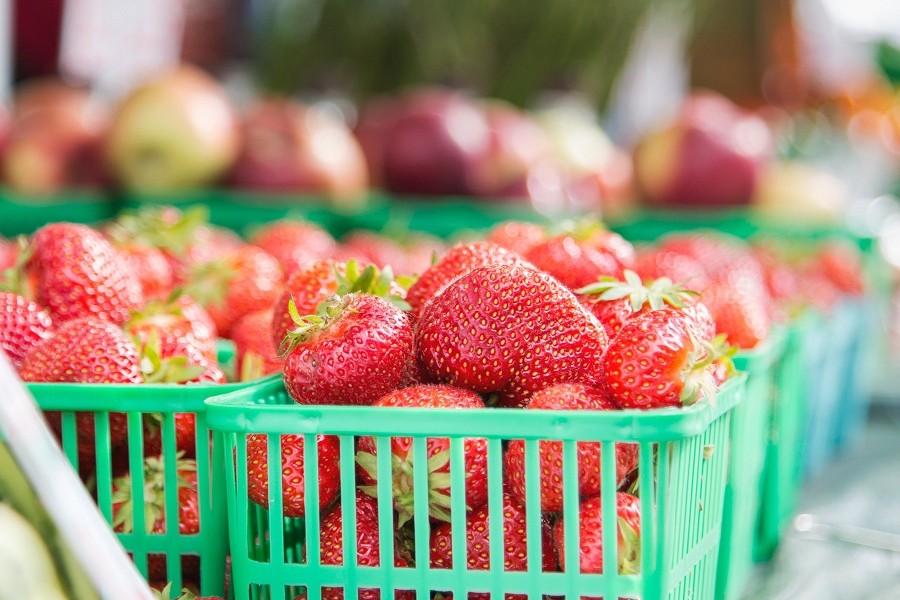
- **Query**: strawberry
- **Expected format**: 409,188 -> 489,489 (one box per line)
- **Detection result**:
249,220 -> 337,276
271,260 -> 407,349
28,222 -> 143,325
815,241 -> 865,296
245,432 -> 341,518
20,317 -> 142,463
415,263 -> 609,408
405,241 -> 531,318
112,456 -> 200,584
429,493 -> 557,600
0,291 -> 53,369
523,226 -> 634,290
231,308 -> 283,381
356,385 -> 489,525
116,242 -> 176,300
153,582 -> 223,600
142,412 -> 200,462
601,307 -> 730,409
282,293 -> 413,406
125,292 -> 218,365
316,492 -> 415,600
340,230 -> 446,277
553,492 -> 641,578
0,236 -> 15,271
702,279 -> 771,349
633,248 -> 710,292
656,232 -> 747,279
187,245 -> 283,336
485,221 -> 548,256
505,383 -> 637,514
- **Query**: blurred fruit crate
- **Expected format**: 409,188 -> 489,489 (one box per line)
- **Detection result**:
206,374 -> 746,600
0,188 -> 115,237
716,329 -> 784,600
25,377 -> 254,596
754,314 -> 814,562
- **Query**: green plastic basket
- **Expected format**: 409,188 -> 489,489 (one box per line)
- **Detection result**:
754,315 -> 814,562
26,380 -> 250,595
716,332 -> 782,600
0,188 -> 116,237
206,374 -> 746,600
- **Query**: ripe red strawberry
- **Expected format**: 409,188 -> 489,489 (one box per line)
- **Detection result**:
341,230 -> 447,277
188,245 -> 282,337
28,222 -> 143,324
576,270 -> 704,341
523,227 -> 634,290
415,264 -> 609,408
317,491 -> 415,600
125,293 -> 218,364
815,241 -> 865,296
112,456 -> 200,584
656,232 -> 747,279
0,236 -> 15,271
245,432 -> 341,518
249,220 -> 337,276
703,280 -> 771,349
20,317 -> 142,462
283,293 -> 413,406
429,493 -> 557,600
0,291 -> 53,369
271,260 -> 406,349
142,412 -> 200,462
116,242 -> 176,300
505,383 -> 637,514
554,492 -> 641,577
633,248 -> 710,292
356,385 -> 488,525
406,241 -> 531,318
601,307 -> 730,409
231,308 -> 283,381
485,221 -> 548,256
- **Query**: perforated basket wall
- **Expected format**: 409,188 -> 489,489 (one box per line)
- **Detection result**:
206,375 -> 746,600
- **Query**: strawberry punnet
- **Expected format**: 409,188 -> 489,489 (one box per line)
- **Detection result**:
504,383 -> 638,514
0,291 -> 53,369
28,222 -> 143,325
415,263 -> 609,408
429,493 -> 557,600
282,292 -> 413,406
405,241 -> 531,318
355,385 -> 489,525
245,433 -> 341,518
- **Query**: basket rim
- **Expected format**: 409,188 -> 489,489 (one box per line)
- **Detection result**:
203,373 -> 746,441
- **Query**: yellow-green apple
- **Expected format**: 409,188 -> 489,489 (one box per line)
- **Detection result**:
634,91 -> 773,207
229,98 -> 368,208
104,65 -> 239,192
753,161 -> 846,224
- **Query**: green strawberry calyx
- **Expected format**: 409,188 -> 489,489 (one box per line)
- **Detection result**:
618,516 -> 641,575
109,205 -> 209,257
334,260 -> 411,312
112,455 -> 196,535
184,257 -> 238,311
577,270 -> 699,312
0,236 -> 34,298
355,447 -> 462,528
278,293 -> 349,356
136,328 -> 208,384
153,582 -> 205,600
679,332 -> 736,406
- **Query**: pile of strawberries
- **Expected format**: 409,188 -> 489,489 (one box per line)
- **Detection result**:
0,206 -> 867,598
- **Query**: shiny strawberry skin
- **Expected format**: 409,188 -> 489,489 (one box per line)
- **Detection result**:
356,385 -> 488,523
415,264 -> 609,408
703,281 -> 770,349
317,492 -> 415,600
117,242 -> 175,300
0,291 -> 53,369
231,308 -> 284,380
601,308 -> 701,410
20,317 -> 142,463
505,384 -> 637,514
250,220 -> 337,277
284,294 -> 413,406
29,222 -> 143,325
816,242 -> 865,295
406,241 -> 530,318
126,307 -> 217,365
430,493 -> 557,600
554,492 -> 641,576
524,235 -> 624,290
245,433 -> 341,518
578,295 -> 637,341
634,249 -> 710,291
271,259 -> 341,349
485,221 -> 548,256
142,412 -> 199,461
203,245 -> 283,336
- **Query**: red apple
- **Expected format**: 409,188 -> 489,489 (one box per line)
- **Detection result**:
104,65 -> 239,192
229,98 -> 368,206
467,101 -> 552,199
634,91 -> 774,207
2,79 -> 108,194
353,95 -> 402,188
381,88 -> 490,196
